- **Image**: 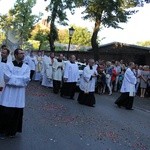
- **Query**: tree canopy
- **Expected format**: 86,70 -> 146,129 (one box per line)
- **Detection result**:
58,26 -> 92,46
0,0 -> 139,54
137,41 -> 150,47
30,24 -> 49,50
79,0 -> 137,60
44,0 -> 77,51
0,0 -> 42,47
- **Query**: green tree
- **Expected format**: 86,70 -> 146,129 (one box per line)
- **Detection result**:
58,26 -> 92,46
0,31 -> 6,45
44,0 -> 76,51
78,0 -> 137,60
30,24 -> 49,50
9,0 -> 41,46
0,12 -> 14,45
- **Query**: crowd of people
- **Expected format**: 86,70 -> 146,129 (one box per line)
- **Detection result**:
96,60 -> 150,98
0,45 -> 150,139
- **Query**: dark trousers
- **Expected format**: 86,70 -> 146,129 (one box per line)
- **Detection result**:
115,92 -> 134,109
0,106 -> 23,136
77,90 -> 95,107
30,70 -> 35,80
60,82 -> 76,99
53,80 -> 61,94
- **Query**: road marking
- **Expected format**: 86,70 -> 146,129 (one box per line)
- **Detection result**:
134,107 -> 150,113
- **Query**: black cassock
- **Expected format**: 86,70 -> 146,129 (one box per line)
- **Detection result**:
0,106 -> 23,136
115,92 -> 134,109
60,81 -> 76,99
77,90 -> 95,107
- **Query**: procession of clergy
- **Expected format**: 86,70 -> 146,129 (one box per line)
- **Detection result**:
0,45 -> 136,139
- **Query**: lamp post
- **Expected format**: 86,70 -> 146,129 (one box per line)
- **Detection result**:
67,27 -> 75,52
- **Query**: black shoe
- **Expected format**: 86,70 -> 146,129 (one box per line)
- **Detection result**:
115,103 -> 121,108
117,104 -> 121,108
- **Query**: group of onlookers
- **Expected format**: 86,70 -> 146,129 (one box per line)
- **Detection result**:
96,60 -> 150,98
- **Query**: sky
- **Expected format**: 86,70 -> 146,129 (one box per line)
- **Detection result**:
0,0 -> 150,45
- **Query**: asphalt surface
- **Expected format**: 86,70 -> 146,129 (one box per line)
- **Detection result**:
0,81 -> 150,150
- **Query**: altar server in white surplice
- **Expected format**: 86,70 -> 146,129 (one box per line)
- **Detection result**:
77,59 -> 98,107
52,54 -> 64,94
0,48 -> 30,139
29,51 -> 36,80
115,62 -> 137,110
0,47 -> 11,102
60,55 -> 79,99
41,52 -> 56,88
24,50 -> 35,80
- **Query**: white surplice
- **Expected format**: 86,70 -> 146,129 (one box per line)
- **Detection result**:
0,55 -> 12,62
120,68 -> 137,95
0,62 -> 30,108
24,55 -> 35,71
0,62 -> 5,101
0,59 -> 12,101
0,62 -> 6,89
52,59 -> 64,81
41,56 -> 56,87
79,65 -> 97,93
63,61 -> 79,82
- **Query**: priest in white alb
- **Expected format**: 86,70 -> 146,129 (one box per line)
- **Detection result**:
0,48 -> 30,139
115,62 -> 137,110
41,52 -> 56,88
77,59 -> 98,107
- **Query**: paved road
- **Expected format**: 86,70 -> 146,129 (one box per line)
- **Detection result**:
0,81 -> 150,150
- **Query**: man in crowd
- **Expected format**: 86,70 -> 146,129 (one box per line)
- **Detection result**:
24,50 -> 35,80
60,55 -> 79,99
115,62 -> 137,110
41,52 -> 56,88
77,59 -> 98,107
0,47 -> 11,63
52,54 -> 64,94
33,51 -> 43,81
0,48 -> 30,139
105,61 -> 113,95
114,61 -> 121,92
0,47 -> 11,99
29,51 -> 36,80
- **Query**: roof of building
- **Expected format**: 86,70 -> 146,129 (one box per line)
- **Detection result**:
97,42 -> 150,51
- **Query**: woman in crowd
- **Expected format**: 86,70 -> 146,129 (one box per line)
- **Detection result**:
140,65 -> 150,98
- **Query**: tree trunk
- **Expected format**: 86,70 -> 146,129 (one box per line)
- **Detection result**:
91,18 -> 101,61
49,23 -> 55,52
48,6 -> 58,52
39,42 -> 42,50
